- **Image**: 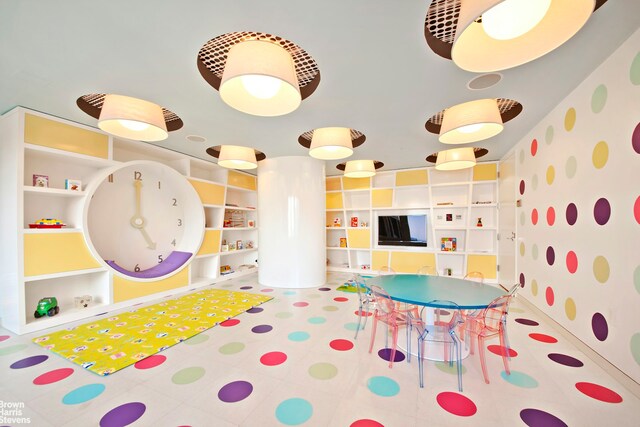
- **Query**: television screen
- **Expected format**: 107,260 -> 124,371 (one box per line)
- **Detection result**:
378,215 -> 427,247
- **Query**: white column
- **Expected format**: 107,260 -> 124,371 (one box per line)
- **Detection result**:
257,156 -> 326,288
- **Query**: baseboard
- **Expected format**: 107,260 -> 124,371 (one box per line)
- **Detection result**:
517,295 -> 640,399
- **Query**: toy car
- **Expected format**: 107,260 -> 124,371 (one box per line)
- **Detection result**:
34,297 -> 59,318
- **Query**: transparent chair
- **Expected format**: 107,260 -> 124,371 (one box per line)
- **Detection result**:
408,302 -> 464,392
368,285 -> 420,368
353,274 -> 375,339
463,271 -> 484,283
464,294 -> 513,383
378,266 -> 396,275
417,265 -> 438,276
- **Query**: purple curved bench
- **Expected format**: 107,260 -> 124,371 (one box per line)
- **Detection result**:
106,251 -> 192,279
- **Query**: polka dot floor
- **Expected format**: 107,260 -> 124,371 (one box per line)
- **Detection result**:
1,272 -> 638,426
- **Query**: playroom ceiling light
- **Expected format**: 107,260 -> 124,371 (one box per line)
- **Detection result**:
198,32 -> 320,117
338,160 -> 384,178
435,147 -> 477,171
424,0 -> 606,72
298,127 -> 366,161
206,145 -> 266,170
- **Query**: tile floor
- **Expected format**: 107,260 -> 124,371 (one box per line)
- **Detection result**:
0,272 -> 638,426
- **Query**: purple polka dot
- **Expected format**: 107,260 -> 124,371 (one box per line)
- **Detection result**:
593,198 -> 611,225
515,318 -> 539,326
217,380 -> 253,403
519,273 -> 525,287
546,246 -> 555,266
240,286 -> 253,290
251,324 -> 273,334
377,348 -> 405,363
633,122 -> 640,154
10,355 -> 48,369
318,287 -> 331,291
548,353 -> 584,367
246,307 -> 263,314
565,203 -> 578,225
519,180 -> 525,195
520,408 -> 568,427
591,312 -> 608,341
99,402 -> 146,427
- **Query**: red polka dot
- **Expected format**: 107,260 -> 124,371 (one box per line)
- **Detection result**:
350,420 -> 384,427
634,196 -> 640,224
529,333 -> 558,343
436,392 -> 477,417
575,382 -> 623,403
487,345 -> 518,357
293,302 -> 309,307
546,287 -> 555,306
546,207 -> 556,226
33,368 -> 74,385
354,310 -> 373,317
531,209 -> 539,225
566,251 -> 578,274
333,297 -> 349,302
0,335 -> 10,342
260,351 -> 287,366
330,339 -> 354,351
221,319 -> 240,327
134,355 -> 167,370
531,139 -> 538,156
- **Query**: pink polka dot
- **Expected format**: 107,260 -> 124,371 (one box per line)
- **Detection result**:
330,339 -> 354,351
135,355 -> 167,370
0,335 -> 10,342
350,420 -> 384,427
261,288 -> 274,292
634,196 -> 640,224
260,351 -> 287,366
355,310 -> 373,317
566,251 -> 578,274
575,382 -> 623,403
33,368 -> 74,385
546,287 -> 555,306
334,297 -> 349,302
221,319 -> 240,327
531,139 -> 538,156
546,207 -> 555,226
531,209 -> 539,225
436,392 -> 477,417
293,302 -> 309,307
487,345 -> 518,357
529,333 -> 558,343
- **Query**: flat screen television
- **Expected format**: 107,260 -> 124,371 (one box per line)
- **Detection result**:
377,215 -> 427,247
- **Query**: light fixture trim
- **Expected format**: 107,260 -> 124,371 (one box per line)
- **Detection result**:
435,147 -> 477,171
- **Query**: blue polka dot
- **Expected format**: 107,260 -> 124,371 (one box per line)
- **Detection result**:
288,331 -> 310,342
283,291 -> 297,296
344,322 -> 360,331
62,383 -> 106,405
500,370 -> 539,388
367,376 -> 400,397
275,398 -> 313,425
307,317 -> 326,325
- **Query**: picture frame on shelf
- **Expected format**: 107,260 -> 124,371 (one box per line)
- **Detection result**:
339,237 -> 347,248
64,178 -> 82,191
446,213 -> 453,222
33,174 -> 49,188
236,240 -> 243,250
441,237 -> 457,252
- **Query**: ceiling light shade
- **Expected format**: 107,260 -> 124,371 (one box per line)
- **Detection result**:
344,160 -> 376,178
219,40 -> 301,116
451,0 -> 596,72
439,99 -> 503,144
98,94 -> 168,141
435,147 -> 477,171
309,127 -> 354,160
218,145 -> 258,170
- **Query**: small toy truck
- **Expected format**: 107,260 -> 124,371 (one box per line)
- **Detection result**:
34,297 -> 59,318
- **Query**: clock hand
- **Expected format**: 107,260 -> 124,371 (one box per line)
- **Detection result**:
137,227 -> 157,250
129,179 -> 156,249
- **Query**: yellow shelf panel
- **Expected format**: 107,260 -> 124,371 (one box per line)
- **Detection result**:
390,251 -> 436,274
113,266 -> 190,303
395,170 -> 428,186
473,163 -> 497,181
227,170 -> 257,190
326,192 -> 344,209
372,189 -> 393,208
24,232 -> 101,276
197,229 -> 221,256
347,229 -> 370,249
342,176 -> 370,190
189,179 -> 225,206
466,254 -> 497,279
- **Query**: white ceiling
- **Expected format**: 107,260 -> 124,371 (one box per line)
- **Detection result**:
1,1 -> 639,175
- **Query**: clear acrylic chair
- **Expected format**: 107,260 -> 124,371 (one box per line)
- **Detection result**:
408,302 -> 465,392
353,274 -> 375,339
417,265 -> 438,275
463,271 -> 484,283
378,266 -> 396,275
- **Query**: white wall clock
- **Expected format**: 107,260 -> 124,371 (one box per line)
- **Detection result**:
83,160 -> 204,281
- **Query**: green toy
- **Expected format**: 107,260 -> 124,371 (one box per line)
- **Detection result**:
34,297 -> 59,318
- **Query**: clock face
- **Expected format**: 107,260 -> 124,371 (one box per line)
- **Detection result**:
84,161 -> 204,279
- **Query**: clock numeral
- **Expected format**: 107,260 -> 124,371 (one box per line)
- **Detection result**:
158,181 -> 161,189
134,171 -> 142,181
177,218 -> 183,226
158,255 -> 164,263
171,239 -> 176,246
172,198 -> 177,207
134,264 -> 141,272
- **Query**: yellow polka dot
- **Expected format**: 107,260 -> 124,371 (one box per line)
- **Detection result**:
593,256 -> 610,283
564,108 -> 576,131
592,141 -> 609,169
546,165 -> 555,185
531,279 -> 538,296
565,298 -> 576,320
519,242 -> 525,257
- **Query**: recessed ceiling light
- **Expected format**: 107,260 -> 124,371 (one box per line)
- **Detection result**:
467,73 -> 502,90
186,135 -> 207,143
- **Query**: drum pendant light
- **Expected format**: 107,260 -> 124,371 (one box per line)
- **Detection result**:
98,94 -> 168,141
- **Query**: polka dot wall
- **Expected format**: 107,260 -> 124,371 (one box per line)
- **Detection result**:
516,29 -> 640,383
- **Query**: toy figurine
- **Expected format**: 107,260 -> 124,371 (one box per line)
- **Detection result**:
477,217 -> 483,227
333,217 -> 341,227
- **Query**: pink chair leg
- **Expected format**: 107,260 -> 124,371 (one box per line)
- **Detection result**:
499,330 -> 511,375
389,326 -> 398,368
478,335 -> 490,384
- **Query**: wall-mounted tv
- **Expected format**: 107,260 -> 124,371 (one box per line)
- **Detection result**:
377,215 -> 427,247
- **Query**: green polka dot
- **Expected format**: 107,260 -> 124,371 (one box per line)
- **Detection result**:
288,331 -> 310,342
565,298 -> 576,321
631,334 -> 640,366
308,294 -> 321,299
219,342 -> 245,355
631,52 -> 640,85
545,125 -> 554,145
634,265 -> 640,295
185,334 -> 209,345
519,149 -> 525,164
367,376 -> 400,397
565,156 -> 577,179
500,370 -> 538,388
276,312 -> 294,319
564,108 -> 576,131
532,174 -> 539,191
435,361 -> 467,375
519,242 -> 525,257
532,244 -> 539,261
308,362 -> 338,380
591,84 -> 607,113
546,166 -> 555,185
593,256 -> 610,283
0,344 -> 28,356
592,141 -> 609,169
308,316 -> 326,324
172,367 -> 205,385
323,305 -> 339,312
531,279 -> 538,297
520,211 -> 526,226
275,398 -> 313,426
